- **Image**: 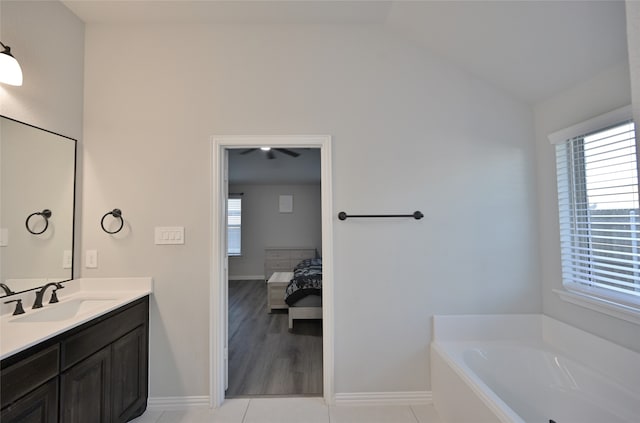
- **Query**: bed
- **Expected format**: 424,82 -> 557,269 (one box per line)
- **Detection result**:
284,258 -> 322,330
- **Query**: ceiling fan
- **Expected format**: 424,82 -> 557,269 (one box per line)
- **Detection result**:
239,147 -> 300,160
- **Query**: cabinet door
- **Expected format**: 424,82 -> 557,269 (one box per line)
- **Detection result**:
60,345 -> 111,423
61,300 -> 147,371
0,378 -> 58,423
111,326 -> 148,422
1,344 -> 59,409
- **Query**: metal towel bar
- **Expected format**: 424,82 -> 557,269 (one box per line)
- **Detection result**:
338,211 -> 423,221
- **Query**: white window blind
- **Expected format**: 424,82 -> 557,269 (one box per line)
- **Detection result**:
227,197 -> 241,256
555,119 -> 640,304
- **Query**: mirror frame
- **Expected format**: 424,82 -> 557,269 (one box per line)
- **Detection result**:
1,114 -> 77,297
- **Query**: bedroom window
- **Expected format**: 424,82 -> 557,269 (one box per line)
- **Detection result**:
228,197 -> 242,256
551,105 -> 640,316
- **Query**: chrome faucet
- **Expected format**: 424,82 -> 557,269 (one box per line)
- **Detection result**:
0,283 -> 14,296
32,282 -> 64,309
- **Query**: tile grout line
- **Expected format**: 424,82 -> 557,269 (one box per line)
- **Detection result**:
326,402 -> 331,423
409,405 -> 420,423
241,398 -> 252,423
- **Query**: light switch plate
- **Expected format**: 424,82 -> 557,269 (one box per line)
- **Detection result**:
155,227 -> 185,245
63,250 -> 72,269
86,250 -> 98,268
0,228 -> 8,247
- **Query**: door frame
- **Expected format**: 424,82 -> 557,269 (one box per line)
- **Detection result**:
209,135 -> 334,407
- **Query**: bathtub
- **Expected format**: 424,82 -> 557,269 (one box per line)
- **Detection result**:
431,315 -> 640,423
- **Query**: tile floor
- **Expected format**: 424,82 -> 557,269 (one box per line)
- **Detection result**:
130,397 -> 443,423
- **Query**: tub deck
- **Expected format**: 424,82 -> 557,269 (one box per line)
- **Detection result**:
431,315 -> 640,423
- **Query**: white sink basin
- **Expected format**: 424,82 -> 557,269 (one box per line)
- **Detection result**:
11,298 -> 120,323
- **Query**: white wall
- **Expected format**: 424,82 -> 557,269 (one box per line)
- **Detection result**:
0,1 -> 84,281
0,1 -> 84,140
228,184 -> 321,279
629,1 -> 640,126
533,61 -> 640,352
81,23 -> 540,398
6,0 -> 639,404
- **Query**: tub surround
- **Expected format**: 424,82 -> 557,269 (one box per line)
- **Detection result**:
431,314 -> 640,423
0,277 -> 152,359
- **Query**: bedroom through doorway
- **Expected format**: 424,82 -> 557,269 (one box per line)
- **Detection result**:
210,135 -> 334,407
226,146 -> 323,397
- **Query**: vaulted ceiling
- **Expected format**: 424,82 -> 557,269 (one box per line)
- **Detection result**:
61,0 -> 630,183
63,0 -> 630,105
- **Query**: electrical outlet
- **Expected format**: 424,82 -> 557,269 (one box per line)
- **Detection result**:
86,250 -> 98,268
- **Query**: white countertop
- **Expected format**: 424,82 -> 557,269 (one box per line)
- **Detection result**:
0,277 -> 152,360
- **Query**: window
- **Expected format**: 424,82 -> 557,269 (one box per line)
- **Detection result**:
552,106 -> 640,313
227,197 -> 242,256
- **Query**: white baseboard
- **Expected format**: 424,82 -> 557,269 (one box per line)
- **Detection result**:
334,391 -> 432,406
147,396 -> 210,410
228,275 -> 265,281
147,392 -> 431,410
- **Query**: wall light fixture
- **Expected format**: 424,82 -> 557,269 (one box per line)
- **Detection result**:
0,41 -> 23,86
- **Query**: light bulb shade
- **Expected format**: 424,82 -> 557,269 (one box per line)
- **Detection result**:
0,47 -> 23,86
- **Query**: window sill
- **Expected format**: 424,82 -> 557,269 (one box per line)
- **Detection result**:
554,288 -> 640,325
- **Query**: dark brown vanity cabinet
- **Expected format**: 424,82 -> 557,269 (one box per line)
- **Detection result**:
1,296 -> 149,423
0,344 -> 59,423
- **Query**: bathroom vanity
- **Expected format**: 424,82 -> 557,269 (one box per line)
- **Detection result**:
0,278 -> 152,423
0,116 -> 151,422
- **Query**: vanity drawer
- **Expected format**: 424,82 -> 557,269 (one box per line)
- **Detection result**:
1,344 -> 59,409
61,298 -> 148,370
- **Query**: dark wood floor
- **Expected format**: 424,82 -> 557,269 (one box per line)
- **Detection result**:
226,280 -> 323,397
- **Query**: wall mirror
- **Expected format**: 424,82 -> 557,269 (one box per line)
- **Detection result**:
0,115 -> 76,297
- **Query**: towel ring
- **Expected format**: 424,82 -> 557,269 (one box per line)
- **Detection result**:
26,209 -> 52,235
101,208 -> 124,234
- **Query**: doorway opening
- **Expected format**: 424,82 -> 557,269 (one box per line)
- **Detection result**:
227,147 -> 321,396
210,136 -> 334,407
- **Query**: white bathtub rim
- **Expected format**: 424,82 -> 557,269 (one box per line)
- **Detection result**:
431,342 -> 524,423
433,339 -> 640,423
541,315 -> 640,390
433,313 -> 640,392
